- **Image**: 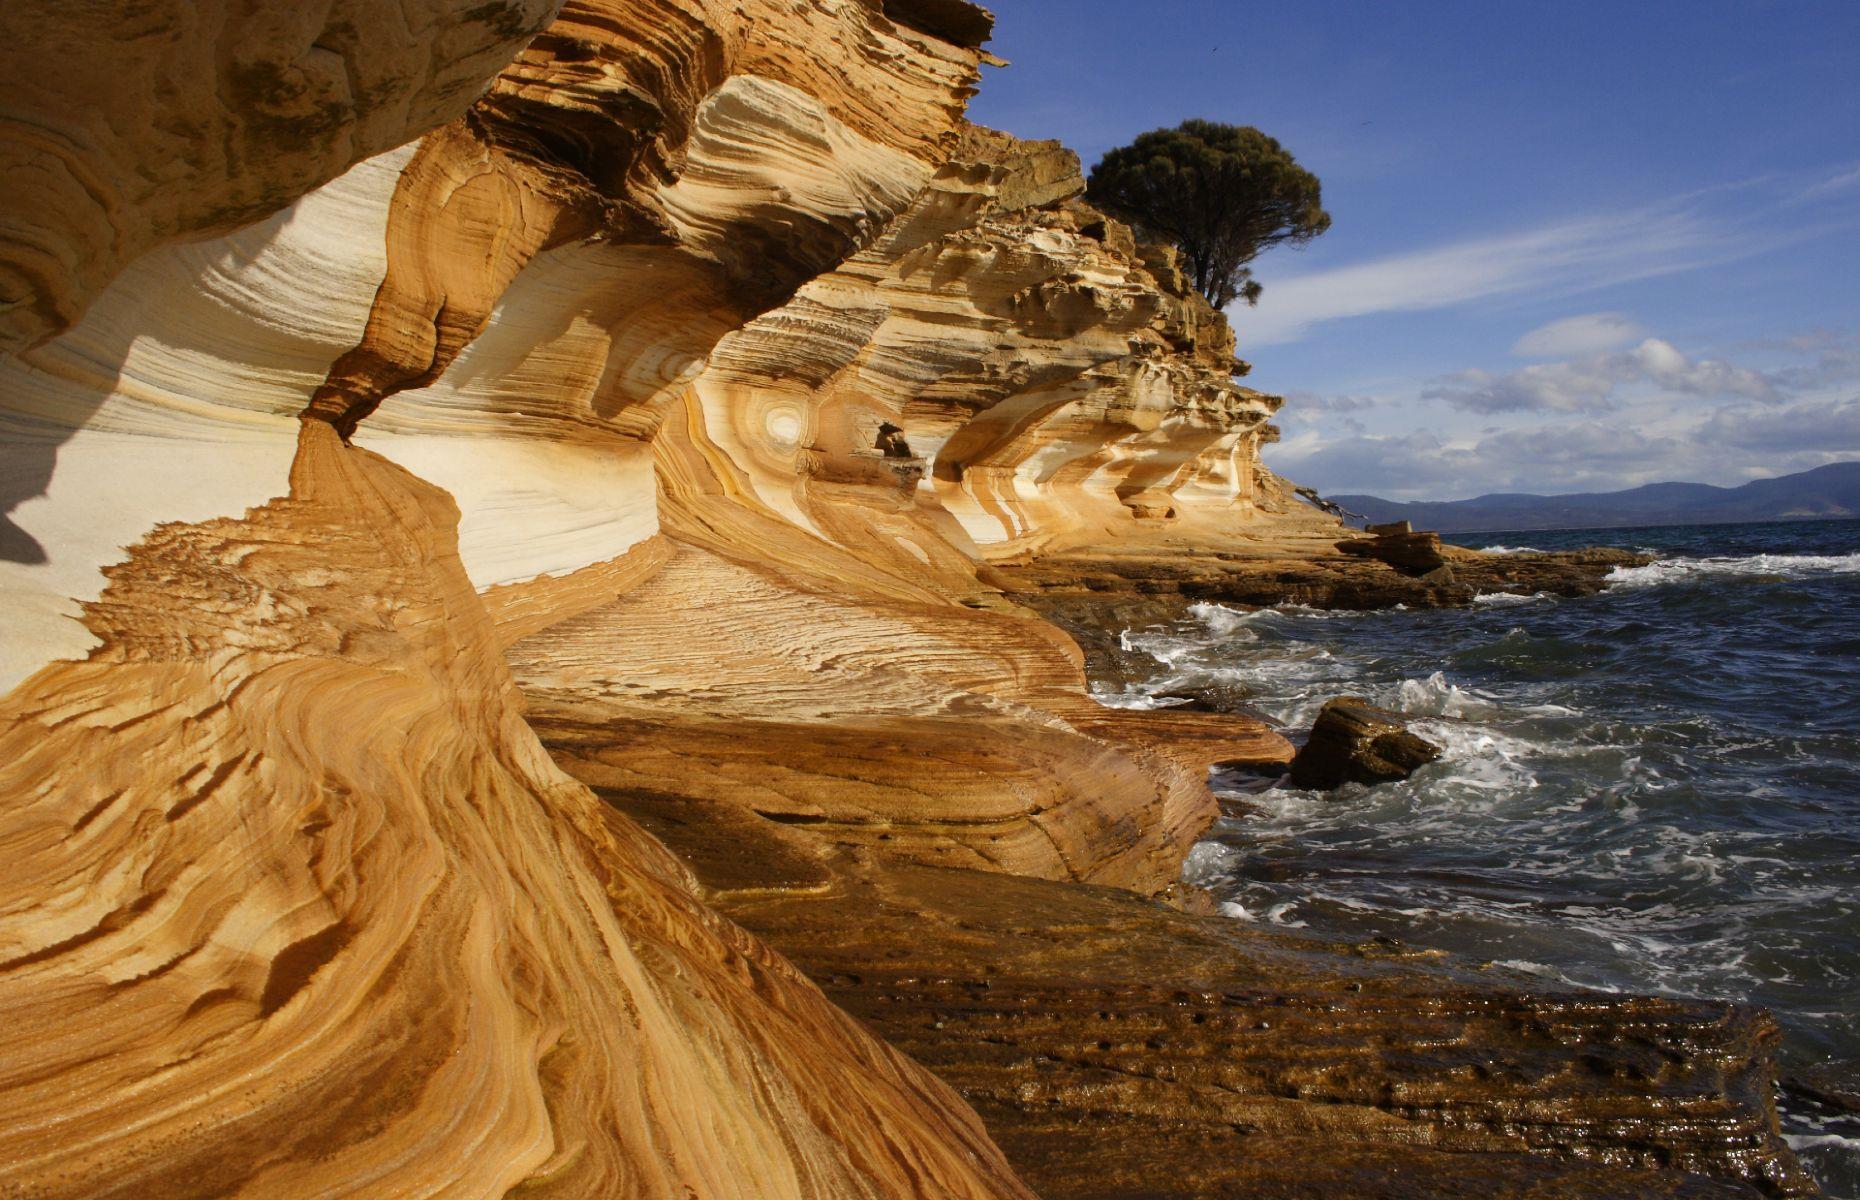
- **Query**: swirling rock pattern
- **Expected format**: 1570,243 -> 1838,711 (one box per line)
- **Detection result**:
693,125 -> 1286,560
306,0 -> 989,438
490,125 -> 1297,894
0,2 -> 1045,1196
0,423 -> 1031,1198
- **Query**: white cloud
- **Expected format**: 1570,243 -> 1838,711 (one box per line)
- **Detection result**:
1797,163 -> 1860,203
1280,389 -> 1382,413
1234,200 -> 1757,347
1264,424 -> 1682,500
1512,312 -> 1646,357
1266,417 -> 1782,501
1263,430 -> 1475,498
1765,331 -> 1860,391
1423,337 -> 1775,414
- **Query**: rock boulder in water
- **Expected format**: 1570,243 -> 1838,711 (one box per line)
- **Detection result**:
1339,529 -> 1451,575
1290,696 -> 1443,789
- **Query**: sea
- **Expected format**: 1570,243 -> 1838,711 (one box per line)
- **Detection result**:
1096,517 -> 1860,1197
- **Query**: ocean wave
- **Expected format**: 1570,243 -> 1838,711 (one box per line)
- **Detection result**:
1477,544 -> 1542,555
1190,600 -> 1358,628
1490,959 -> 1605,988
1607,552 -> 1860,588
1186,601 -> 1257,635
1142,534 -> 1860,1149
1386,670 -> 1486,718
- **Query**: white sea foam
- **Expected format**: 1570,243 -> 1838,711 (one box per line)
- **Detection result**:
1607,552 -> 1860,588
1474,590 -> 1554,606
1280,602 -> 1356,618
1477,545 -> 1542,555
1090,687 -> 1177,710
1786,1132 -> 1860,1152
1182,840 -> 1241,888
1263,902 -> 1307,927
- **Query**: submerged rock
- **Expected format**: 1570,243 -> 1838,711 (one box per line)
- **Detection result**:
1290,695 -> 1443,789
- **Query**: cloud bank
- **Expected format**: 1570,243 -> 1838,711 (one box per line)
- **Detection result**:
1423,337 -> 1775,414
1268,330 -> 1860,500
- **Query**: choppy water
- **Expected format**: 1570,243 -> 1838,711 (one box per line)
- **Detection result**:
1098,518 -> 1860,1196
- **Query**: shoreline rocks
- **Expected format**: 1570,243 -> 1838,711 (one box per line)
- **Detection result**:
667,834 -> 1822,1200
997,532 -> 1651,617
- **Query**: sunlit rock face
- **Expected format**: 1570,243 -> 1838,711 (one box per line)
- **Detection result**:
500,124 -> 1292,893
0,3 -> 1055,1197
0,0 -> 990,689
0,0 -> 567,355
698,125 -> 1286,561
0,424 -> 1030,1199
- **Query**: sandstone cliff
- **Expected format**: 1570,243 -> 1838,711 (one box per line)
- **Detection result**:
0,3 -> 1041,1196
0,3 -> 1813,1198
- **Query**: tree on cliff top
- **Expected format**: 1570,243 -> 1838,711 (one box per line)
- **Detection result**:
1086,120 -> 1330,309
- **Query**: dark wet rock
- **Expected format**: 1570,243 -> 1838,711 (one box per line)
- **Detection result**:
1290,695 -> 1443,789
1150,680 -> 1268,715
994,536 -> 1651,628
696,857 -> 1819,1200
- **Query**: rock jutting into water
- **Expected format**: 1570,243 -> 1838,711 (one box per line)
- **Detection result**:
1289,695 -> 1444,789
0,1 -> 1818,1197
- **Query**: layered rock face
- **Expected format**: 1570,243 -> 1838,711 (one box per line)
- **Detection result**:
0,2 -> 1040,1196
692,123 -> 1285,559
0,425 -> 1028,1198
504,125 -> 1292,894
0,3 -> 1812,1198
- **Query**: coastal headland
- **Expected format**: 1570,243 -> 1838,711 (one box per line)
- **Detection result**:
0,1 -> 1817,1196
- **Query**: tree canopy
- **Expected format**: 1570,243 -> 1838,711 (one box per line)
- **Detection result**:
1086,120 -> 1330,309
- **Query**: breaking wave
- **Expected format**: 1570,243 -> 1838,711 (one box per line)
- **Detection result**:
1608,551 -> 1860,588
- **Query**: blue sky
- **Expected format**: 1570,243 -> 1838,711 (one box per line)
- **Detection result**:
967,1 -> 1860,500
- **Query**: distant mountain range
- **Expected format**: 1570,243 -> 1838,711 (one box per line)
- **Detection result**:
1331,462 -> 1860,533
